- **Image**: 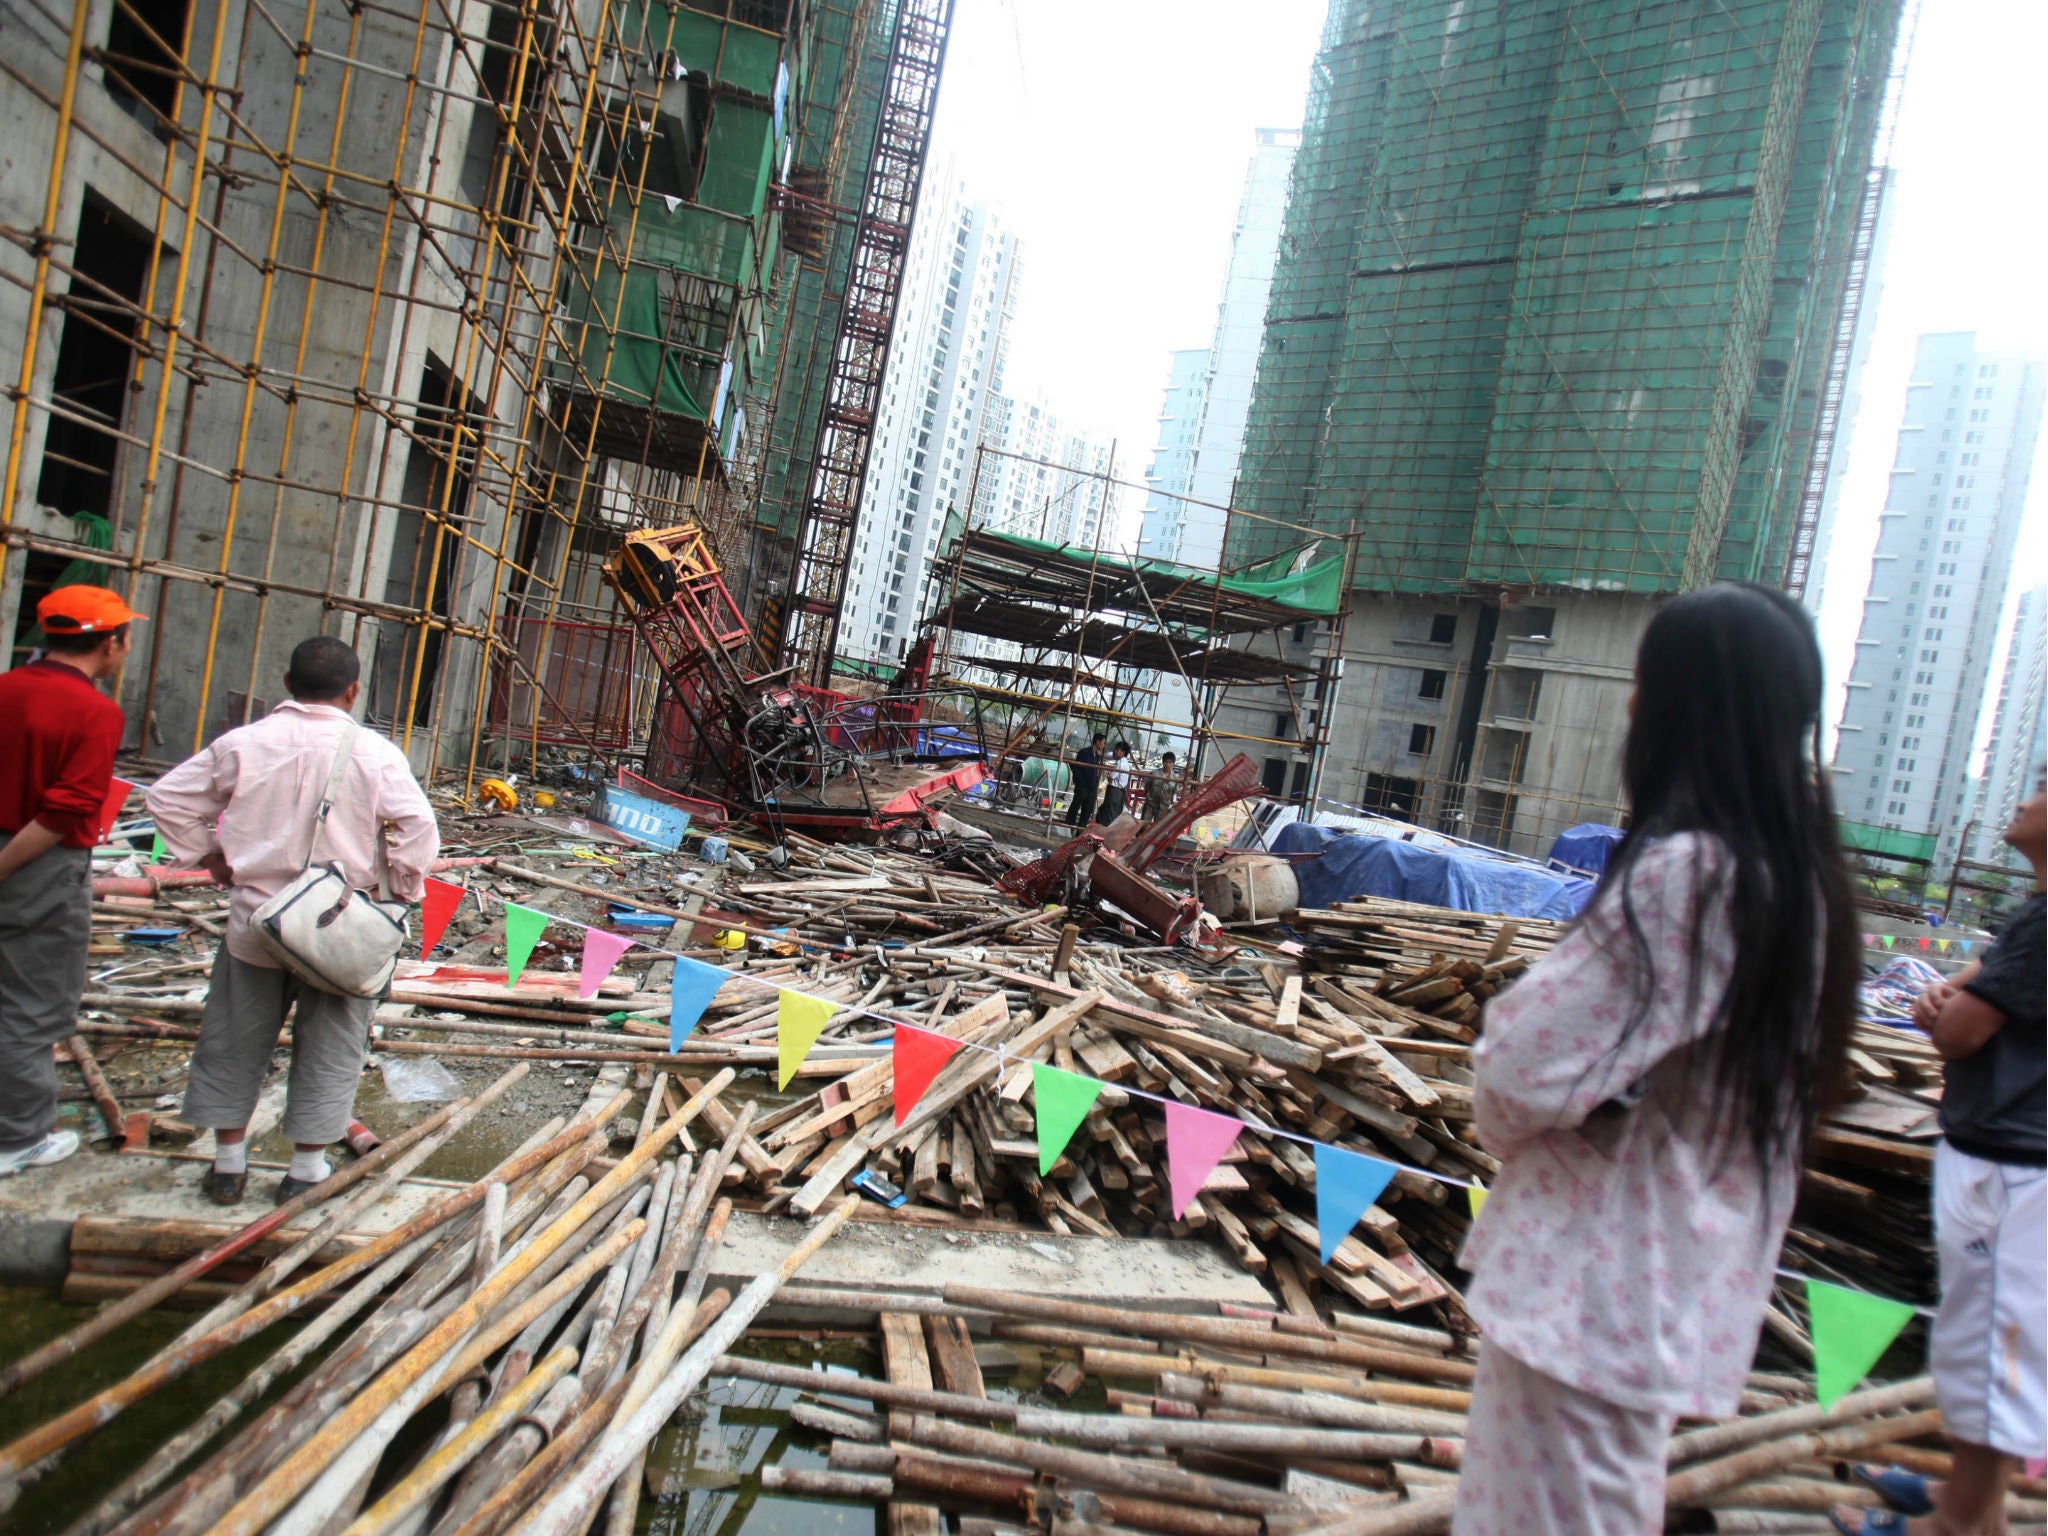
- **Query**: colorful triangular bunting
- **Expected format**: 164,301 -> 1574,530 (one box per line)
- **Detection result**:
1164,1102 -> 1244,1219
1880,935 -> 1895,950
777,990 -> 837,1089
1030,1063 -> 1102,1176
1314,1144 -> 1398,1265
577,928 -> 637,998
502,902 -> 549,988
1806,1277 -> 1915,1410
1467,1184 -> 1489,1218
418,877 -> 465,957
893,1024 -> 964,1126
668,956 -> 727,1051
149,831 -> 168,865
97,776 -> 136,843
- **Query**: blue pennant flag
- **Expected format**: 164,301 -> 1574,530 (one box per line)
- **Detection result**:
1315,1144 -> 1398,1266
670,956 -> 729,1051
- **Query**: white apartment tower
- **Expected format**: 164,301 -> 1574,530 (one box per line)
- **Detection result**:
843,179 -> 1019,664
1138,129 -> 1300,570
1830,332 -> 2046,863
1965,586 -> 2048,867
969,396 -> 1118,549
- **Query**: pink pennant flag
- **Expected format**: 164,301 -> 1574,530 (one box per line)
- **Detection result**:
1164,1102 -> 1244,1220
577,928 -> 637,998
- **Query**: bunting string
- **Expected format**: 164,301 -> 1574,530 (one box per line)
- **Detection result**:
415,882 -> 1938,1342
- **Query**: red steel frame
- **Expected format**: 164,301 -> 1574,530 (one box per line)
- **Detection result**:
781,0 -> 955,686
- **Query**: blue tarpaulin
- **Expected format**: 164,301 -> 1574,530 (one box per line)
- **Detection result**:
1547,823 -> 1626,876
1273,823 -> 1594,920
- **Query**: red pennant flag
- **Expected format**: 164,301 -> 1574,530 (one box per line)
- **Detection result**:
98,776 -> 136,842
893,1024 -> 963,1126
418,878 -> 465,956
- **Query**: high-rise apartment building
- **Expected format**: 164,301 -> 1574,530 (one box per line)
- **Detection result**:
841,180 -> 1019,665
1964,586 -> 2048,867
1831,333 -> 2045,863
970,396 -> 1118,549
1801,167 -> 1897,618
1219,0 -> 1903,852
1139,129 -> 1300,570
1140,349 -> 1211,556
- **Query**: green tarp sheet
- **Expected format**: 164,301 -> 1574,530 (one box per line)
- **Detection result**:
977,527 -> 1344,617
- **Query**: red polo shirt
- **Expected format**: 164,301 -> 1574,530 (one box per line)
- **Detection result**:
0,659 -> 126,846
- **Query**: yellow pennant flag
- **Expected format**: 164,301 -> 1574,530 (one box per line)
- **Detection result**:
777,989 -> 838,1090
1467,1184 -> 1489,1217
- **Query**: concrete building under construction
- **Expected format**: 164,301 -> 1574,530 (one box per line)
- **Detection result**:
0,0 -> 944,784
1222,0 -> 1906,856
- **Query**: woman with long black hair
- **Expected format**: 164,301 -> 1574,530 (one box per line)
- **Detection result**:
1453,583 -> 1860,1535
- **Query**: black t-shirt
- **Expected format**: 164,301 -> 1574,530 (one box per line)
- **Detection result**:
1941,891 -> 2046,1165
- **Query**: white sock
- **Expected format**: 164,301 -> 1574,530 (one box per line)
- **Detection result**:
214,1140 -> 248,1175
288,1148 -> 331,1184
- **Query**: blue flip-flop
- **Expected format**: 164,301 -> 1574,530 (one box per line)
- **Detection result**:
1850,1463 -> 1936,1516
1829,1510 -> 1909,1536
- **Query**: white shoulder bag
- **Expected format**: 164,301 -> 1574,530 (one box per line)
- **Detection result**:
252,719 -> 411,997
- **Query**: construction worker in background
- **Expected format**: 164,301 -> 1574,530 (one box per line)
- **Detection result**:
1099,741 -> 1135,822
149,636 -> 440,1206
0,586 -> 137,1176
1067,731 -> 1105,828
1142,751 -> 1178,826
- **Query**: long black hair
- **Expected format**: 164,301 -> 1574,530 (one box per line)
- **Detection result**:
1591,581 -> 1859,1175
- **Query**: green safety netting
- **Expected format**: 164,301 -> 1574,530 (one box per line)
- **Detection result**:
562,264 -> 705,419
1840,822 -> 1937,865
974,527 -> 1344,617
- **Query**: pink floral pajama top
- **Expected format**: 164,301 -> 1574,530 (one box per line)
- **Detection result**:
1460,832 -> 1802,1419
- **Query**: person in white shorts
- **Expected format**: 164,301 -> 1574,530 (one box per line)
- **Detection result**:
1835,779 -> 2045,1536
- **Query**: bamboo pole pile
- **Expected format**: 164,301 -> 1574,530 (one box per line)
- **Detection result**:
0,1063 -> 865,1536
716,1287 -> 2045,1536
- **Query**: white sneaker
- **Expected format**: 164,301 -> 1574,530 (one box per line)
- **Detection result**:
0,1129 -> 80,1176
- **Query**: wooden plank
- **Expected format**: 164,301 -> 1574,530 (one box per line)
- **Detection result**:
789,991 -> 1106,1217
923,1313 -> 987,1399
879,1313 -> 943,1536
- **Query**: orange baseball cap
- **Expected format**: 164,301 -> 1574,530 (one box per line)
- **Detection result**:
38,584 -> 146,634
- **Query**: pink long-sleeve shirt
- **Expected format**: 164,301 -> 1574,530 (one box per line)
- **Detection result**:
1460,832 -> 1803,1418
147,700 -> 440,967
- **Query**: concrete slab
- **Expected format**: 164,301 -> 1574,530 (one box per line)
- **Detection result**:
0,1147 -> 1272,1316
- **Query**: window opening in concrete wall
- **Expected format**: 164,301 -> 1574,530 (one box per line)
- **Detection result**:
1417,668 -> 1447,700
103,0 -> 191,130
1502,606 -> 1556,641
1492,667 -> 1542,720
1362,772 -> 1420,820
1408,722 -> 1435,756
371,358 -> 477,732
1261,756 -> 1288,795
1428,612 -> 1457,643
36,193 -> 154,526
1478,726 -> 1529,784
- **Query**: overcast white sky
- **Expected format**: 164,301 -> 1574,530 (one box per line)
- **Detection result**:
925,0 -> 2046,753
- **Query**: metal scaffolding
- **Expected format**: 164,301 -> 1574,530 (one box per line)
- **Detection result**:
0,0 -> 891,791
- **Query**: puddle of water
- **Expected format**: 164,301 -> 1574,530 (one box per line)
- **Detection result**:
0,1286 -> 325,1536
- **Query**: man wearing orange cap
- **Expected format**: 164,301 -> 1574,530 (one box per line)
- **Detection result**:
0,585 -> 137,1176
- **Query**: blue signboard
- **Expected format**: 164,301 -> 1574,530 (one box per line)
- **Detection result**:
592,785 -> 692,851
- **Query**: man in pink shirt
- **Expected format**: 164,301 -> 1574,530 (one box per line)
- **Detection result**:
149,637 -> 439,1205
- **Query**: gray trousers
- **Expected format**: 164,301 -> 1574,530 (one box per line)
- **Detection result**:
182,948 -> 373,1146
0,838 -> 91,1152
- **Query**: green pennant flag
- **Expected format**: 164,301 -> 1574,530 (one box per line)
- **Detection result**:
1806,1277 -> 1916,1410
149,832 -> 167,864
503,903 -> 550,989
1880,935 -> 1895,950
1030,1062 -> 1103,1176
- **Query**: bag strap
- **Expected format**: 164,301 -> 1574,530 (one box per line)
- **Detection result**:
305,717 -> 362,871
